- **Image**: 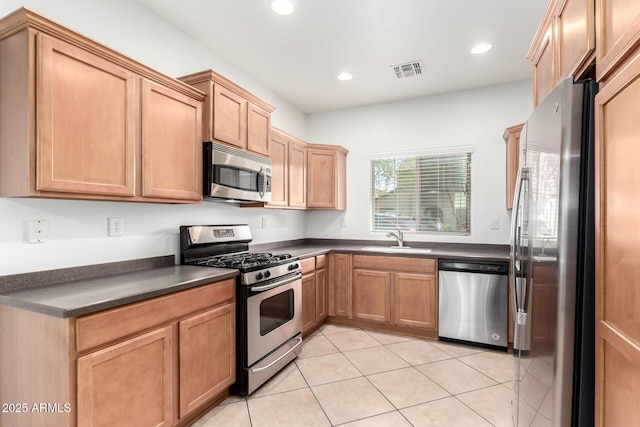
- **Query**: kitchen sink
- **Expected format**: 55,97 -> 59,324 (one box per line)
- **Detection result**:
360,246 -> 433,254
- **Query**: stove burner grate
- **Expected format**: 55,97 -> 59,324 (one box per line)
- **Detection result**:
197,252 -> 293,269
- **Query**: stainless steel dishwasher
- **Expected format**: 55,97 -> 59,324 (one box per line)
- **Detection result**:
438,258 -> 509,350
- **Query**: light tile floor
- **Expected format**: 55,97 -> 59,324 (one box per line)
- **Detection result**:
193,325 -> 520,427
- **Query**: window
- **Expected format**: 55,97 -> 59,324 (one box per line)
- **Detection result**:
370,150 -> 471,234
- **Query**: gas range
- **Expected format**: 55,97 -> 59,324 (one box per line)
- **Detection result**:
194,252 -> 300,285
179,224 -> 301,284
179,224 -> 303,396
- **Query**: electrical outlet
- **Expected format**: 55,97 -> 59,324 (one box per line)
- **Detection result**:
490,217 -> 500,230
261,216 -> 268,229
27,219 -> 49,243
108,217 -> 123,237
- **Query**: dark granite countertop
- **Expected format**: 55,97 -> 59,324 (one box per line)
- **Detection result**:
0,265 -> 237,318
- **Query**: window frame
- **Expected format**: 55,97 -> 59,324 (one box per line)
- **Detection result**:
368,146 -> 473,236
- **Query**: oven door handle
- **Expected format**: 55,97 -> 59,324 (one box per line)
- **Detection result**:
250,336 -> 303,374
250,273 -> 301,292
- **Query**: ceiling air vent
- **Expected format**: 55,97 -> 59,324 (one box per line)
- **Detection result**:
392,60 -> 424,79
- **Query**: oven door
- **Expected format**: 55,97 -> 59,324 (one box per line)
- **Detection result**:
246,273 -> 302,366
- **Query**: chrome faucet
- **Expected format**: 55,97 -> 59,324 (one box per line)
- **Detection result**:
386,229 -> 404,247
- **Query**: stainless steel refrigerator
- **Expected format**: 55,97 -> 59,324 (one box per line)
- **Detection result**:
510,77 -> 597,427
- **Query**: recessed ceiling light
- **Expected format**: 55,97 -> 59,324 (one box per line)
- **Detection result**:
337,72 -> 353,81
471,42 -> 492,55
271,0 -> 295,16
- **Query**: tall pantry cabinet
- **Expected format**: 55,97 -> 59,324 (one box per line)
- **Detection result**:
530,0 -> 640,425
593,0 -> 640,425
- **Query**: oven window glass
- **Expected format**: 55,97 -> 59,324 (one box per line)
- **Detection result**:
259,289 -> 294,336
215,166 -> 258,191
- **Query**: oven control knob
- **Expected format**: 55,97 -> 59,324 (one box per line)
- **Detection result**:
264,270 -> 271,278
288,263 -> 299,271
255,272 -> 264,281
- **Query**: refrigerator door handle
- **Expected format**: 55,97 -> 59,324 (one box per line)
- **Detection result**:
510,167 -> 529,312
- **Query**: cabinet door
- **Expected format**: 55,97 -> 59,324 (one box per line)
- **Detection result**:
307,148 -> 337,209
302,272 -> 317,334
531,21 -> 555,106
268,131 -> 288,207
393,273 -> 437,330
504,124 -> 524,209
353,269 -> 391,323
213,84 -> 247,148
330,253 -> 352,318
179,302 -> 235,418
247,103 -> 271,156
141,79 -> 202,201
77,326 -> 173,427
288,139 -> 307,208
316,268 -> 328,322
595,0 -> 640,79
37,34 -> 136,196
556,0 -> 595,79
595,51 -> 640,427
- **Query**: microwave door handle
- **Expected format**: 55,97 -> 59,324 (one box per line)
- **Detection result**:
258,166 -> 265,199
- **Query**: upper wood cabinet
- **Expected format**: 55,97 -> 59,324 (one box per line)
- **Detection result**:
595,0 -> 640,80
179,69 -> 274,156
141,79 -> 202,200
594,45 -> 640,427
268,127 -> 307,209
36,34 -> 137,197
0,9 -> 205,203
557,0 -> 595,80
528,0 -> 595,105
529,17 -> 556,106
503,123 -> 524,209
306,143 -> 348,210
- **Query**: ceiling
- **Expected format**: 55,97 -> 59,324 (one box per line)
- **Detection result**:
133,0 -> 547,114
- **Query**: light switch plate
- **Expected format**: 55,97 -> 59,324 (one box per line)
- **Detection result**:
27,219 -> 49,243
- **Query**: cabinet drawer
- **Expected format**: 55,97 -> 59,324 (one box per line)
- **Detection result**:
353,255 -> 435,274
76,278 -> 235,352
316,254 -> 326,269
301,257 -> 316,274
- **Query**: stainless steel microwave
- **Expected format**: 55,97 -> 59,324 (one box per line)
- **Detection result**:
204,141 -> 272,203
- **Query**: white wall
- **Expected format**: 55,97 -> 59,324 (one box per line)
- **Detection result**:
0,1 -> 534,275
0,0 -> 307,275
305,80 -> 533,245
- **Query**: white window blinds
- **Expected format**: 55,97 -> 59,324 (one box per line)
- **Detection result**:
371,151 -> 471,234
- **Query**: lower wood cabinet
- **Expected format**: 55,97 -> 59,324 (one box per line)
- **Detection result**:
77,326 -> 174,427
301,255 -> 328,335
0,278 -> 235,427
315,264 -> 328,322
352,269 -> 391,323
330,253 -> 353,318
179,303 -> 235,418
393,272 -> 437,330
331,254 -> 438,337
